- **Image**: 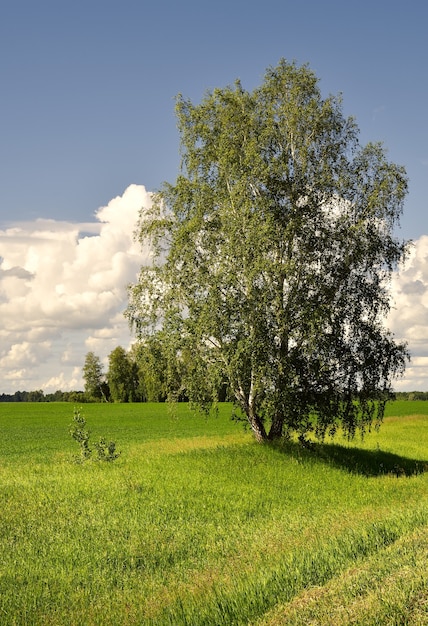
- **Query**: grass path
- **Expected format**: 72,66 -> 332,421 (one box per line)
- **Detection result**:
256,524 -> 428,625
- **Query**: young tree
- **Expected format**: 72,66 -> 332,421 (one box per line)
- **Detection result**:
127,59 -> 409,443
82,351 -> 108,402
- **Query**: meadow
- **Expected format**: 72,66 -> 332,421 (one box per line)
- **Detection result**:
1,400 -> 428,625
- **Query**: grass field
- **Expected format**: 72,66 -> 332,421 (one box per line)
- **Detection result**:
1,400 -> 428,625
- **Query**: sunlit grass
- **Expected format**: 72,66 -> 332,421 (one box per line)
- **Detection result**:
256,525 -> 428,625
1,401 -> 428,624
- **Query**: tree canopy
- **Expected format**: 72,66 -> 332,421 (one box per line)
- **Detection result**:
127,59 -> 409,443
82,351 -> 109,402
107,346 -> 137,403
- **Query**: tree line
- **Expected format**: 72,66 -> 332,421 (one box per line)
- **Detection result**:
1,386 -> 427,404
0,390 -> 86,403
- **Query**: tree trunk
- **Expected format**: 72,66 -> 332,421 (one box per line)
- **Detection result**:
247,371 -> 268,442
268,413 -> 284,440
235,375 -> 268,442
247,408 -> 268,442
235,388 -> 268,443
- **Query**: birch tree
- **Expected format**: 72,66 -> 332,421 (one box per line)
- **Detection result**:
127,59 -> 409,442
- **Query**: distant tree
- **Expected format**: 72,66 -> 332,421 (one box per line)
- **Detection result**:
54,389 -> 69,401
127,59 -> 409,443
130,333 -> 226,404
407,391 -> 428,401
0,389 -> 86,402
28,389 -> 44,402
82,352 -> 108,402
67,390 -> 87,403
107,346 -> 136,402
130,336 -> 170,402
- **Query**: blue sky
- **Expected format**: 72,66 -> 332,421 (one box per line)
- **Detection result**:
1,0 -> 427,237
0,0 -> 428,393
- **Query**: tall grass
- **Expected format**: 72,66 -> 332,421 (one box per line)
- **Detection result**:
1,401 -> 428,624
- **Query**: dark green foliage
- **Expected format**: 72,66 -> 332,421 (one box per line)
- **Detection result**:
0,389 -> 87,402
129,334 -> 171,402
93,438 -> 120,462
82,351 -> 109,402
107,346 -> 136,403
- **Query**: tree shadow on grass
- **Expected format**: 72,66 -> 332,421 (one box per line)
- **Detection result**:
272,440 -> 428,478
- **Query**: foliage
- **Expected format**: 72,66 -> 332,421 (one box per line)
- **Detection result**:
395,390 -> 428,401
82,351 -> 109,402
107,345 -> 137,402
0,389 -> 87,402
69,406 -> 92,461
93,437 -> 121,462
127,59 -> 409,442
69,406 -> 120,462
129,335 -> 170,402
129,331 -> 229,404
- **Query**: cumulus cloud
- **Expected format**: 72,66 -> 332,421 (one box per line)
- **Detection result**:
0,184 -> 152,394
388,235 -> 428,389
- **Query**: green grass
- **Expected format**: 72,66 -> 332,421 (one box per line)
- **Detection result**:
1,401 -> 428,624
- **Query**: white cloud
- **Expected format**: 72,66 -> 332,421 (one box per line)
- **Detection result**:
0,184 -> 427,394
0,184 -> 152,394
388,235 -> 428,390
